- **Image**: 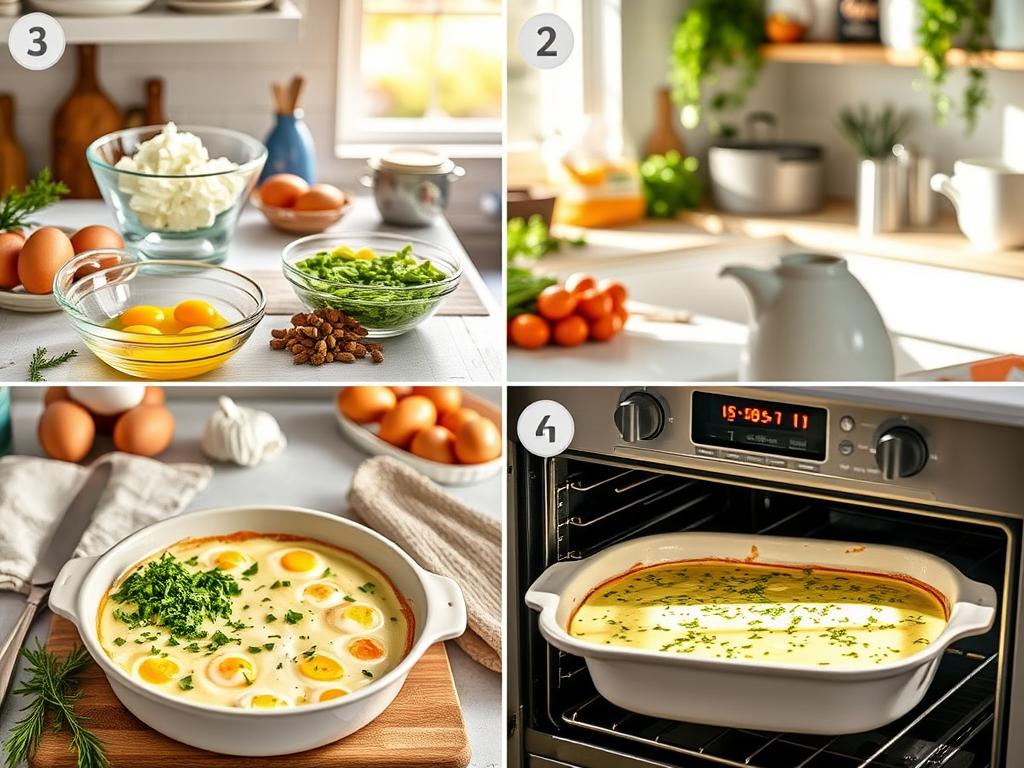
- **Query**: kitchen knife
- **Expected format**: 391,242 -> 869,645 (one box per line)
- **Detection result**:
0,461 -> 111,706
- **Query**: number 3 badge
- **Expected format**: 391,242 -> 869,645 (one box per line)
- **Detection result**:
9,13 -> 66,71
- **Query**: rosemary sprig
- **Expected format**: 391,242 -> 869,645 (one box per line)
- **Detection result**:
3,643 -> 108,768
27,346 -> 78,382
0,169 -> 68,232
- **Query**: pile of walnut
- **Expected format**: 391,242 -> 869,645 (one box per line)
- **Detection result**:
269,309 -> 384,365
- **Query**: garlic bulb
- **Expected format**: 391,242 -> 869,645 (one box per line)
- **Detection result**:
202,397 -> 286,467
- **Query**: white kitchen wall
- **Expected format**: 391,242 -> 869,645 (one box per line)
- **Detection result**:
621,1 -> 1024,198
0,0 -> 501,285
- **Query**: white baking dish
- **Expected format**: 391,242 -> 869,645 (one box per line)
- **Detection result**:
526,532 -> 996,734
50,505 -> 467,756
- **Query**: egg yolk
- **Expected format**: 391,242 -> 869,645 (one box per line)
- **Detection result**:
174,299 -> 219,328
345,605 -> 379,628
298,655 -> 344,681
121,324 -> 162,335
348,638 -> 385,661
249,694 -> 286,709
180,325 -> 214,334
304,582 -> 337,602
281,550 -> 317,572
319,689 -> 347,702
213,550 -> 246,571
218,657 -> 254,679
138,657 -> 179,684
119,305 -> 166,327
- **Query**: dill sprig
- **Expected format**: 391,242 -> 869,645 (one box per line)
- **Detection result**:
3,643 -> 108,768
0,169 -> 69,232
28,347 -> 78,382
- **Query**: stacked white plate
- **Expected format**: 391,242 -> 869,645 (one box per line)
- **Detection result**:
167,0 -> 273,13
30,0 -> 156,14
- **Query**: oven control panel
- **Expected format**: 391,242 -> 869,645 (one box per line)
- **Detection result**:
612,388 -> 943,488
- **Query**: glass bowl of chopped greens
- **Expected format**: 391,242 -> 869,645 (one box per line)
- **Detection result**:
281,233 -> 462,337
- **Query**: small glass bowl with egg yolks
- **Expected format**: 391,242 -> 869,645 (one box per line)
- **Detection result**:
54,249 -> 265,380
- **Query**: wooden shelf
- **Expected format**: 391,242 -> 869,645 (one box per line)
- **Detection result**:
0,1 -> 300,43
676,201 -> 1024,281
761,42 -> 1024,70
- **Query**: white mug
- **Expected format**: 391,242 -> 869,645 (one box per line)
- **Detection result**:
931,159 -> 1024,250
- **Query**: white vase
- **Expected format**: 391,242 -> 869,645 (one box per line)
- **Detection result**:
879,0 -> 919,51
994,0 -> 1024,50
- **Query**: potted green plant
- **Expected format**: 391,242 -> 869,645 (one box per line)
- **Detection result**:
668,0 -> 763,136
837,104 -> 913,234
918,0 -> 989,133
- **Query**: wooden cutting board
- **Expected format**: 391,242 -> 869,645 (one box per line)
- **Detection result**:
30,617 -> 471,768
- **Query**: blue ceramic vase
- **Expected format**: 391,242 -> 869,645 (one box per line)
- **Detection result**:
261,110 -> 316,183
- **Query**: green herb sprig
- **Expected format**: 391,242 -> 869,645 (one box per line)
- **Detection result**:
837,104 -> 913,159
3,643 -> 108,768
918,0 -> 988,134
0,169 -> 68,233
28,346 -> 78,382
110,553 -> 241,639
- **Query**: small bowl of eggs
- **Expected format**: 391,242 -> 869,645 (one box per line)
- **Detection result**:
0,224 -> 124,313
336,386 -> 502,485
53,249 -> 265,380
252,175 -> 351,235
47,505 -> 467,756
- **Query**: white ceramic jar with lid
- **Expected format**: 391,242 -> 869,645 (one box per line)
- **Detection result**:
361,147 -> 465,226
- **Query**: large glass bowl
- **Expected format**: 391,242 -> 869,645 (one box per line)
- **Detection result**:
87,125 -> 267,264
54,249 -> 265,380
281,232 -> 462,338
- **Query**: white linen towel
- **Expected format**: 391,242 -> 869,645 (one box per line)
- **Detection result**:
0,452 -> 212,594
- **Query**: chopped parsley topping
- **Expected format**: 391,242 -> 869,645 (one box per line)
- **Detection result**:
283,610 -> 303,625
178,675 -> 194,691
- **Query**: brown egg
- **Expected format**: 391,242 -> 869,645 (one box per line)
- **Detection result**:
377,395 -> 437,449
409,425 -> 456,464
389,386 -> 413,399
440,407 -> 480,434
113,405 -> 175,457
0,231 -> 24,289
259,174 -> 309,208
17,227 -> 74,294
294,184 -> 346,211
141,387 -> 165,405
43,386 -> 70,406
454,418 -> 501,464
338,386 -> 397,424
38,401 -> 95,462
70,225 -> 124,278
412,386 -> 462,416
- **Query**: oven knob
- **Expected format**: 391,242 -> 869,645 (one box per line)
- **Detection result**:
875,427 -> 928,480
614,393 -> 665,442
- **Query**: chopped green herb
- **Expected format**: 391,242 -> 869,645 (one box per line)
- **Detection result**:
283,610 -> 303,625
178,675 -> 194,691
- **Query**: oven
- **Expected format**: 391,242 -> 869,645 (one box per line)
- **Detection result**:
508,386 -> 1024,768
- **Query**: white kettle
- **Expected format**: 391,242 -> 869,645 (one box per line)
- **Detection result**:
721,253 -> 895,381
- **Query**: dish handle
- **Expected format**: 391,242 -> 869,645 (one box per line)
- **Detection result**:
421,572 -> 468,643
49,556 -> 97,625
524,560 -> 580,615
949,579 -> 998,639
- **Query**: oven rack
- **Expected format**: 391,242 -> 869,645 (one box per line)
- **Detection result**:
559,647 -> 997,768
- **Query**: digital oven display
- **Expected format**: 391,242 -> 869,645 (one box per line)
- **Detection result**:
691,392 -> 828,461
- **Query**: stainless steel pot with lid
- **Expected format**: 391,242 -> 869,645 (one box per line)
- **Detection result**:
708,112 -> 824,215
361,147 -> 465,226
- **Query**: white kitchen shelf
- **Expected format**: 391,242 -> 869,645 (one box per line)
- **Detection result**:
0,0 -> 300,43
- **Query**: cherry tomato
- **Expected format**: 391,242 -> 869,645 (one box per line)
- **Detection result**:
597,278 -> 628,308
576,288 -> 613,321
509,313 -> 551,349
536,285 -> 578,321
565,272 -> 597,294
588,312 -> 623,341
613,306 -> 629,328
552,315 -> 589,347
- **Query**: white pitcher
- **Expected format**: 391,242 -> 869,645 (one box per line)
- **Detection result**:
721,254 -> 895,382
931,159 -> 1024,250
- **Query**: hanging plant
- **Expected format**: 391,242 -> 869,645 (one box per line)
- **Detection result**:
668,0 -> 763,137
917,0 -> 989,133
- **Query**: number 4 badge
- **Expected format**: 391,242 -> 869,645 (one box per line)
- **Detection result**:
518,400 -> 574,458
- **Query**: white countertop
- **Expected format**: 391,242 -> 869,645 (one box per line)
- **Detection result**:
0,387 -> 502,768
0,200 -> 503,384
509,233 -> 1023,383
